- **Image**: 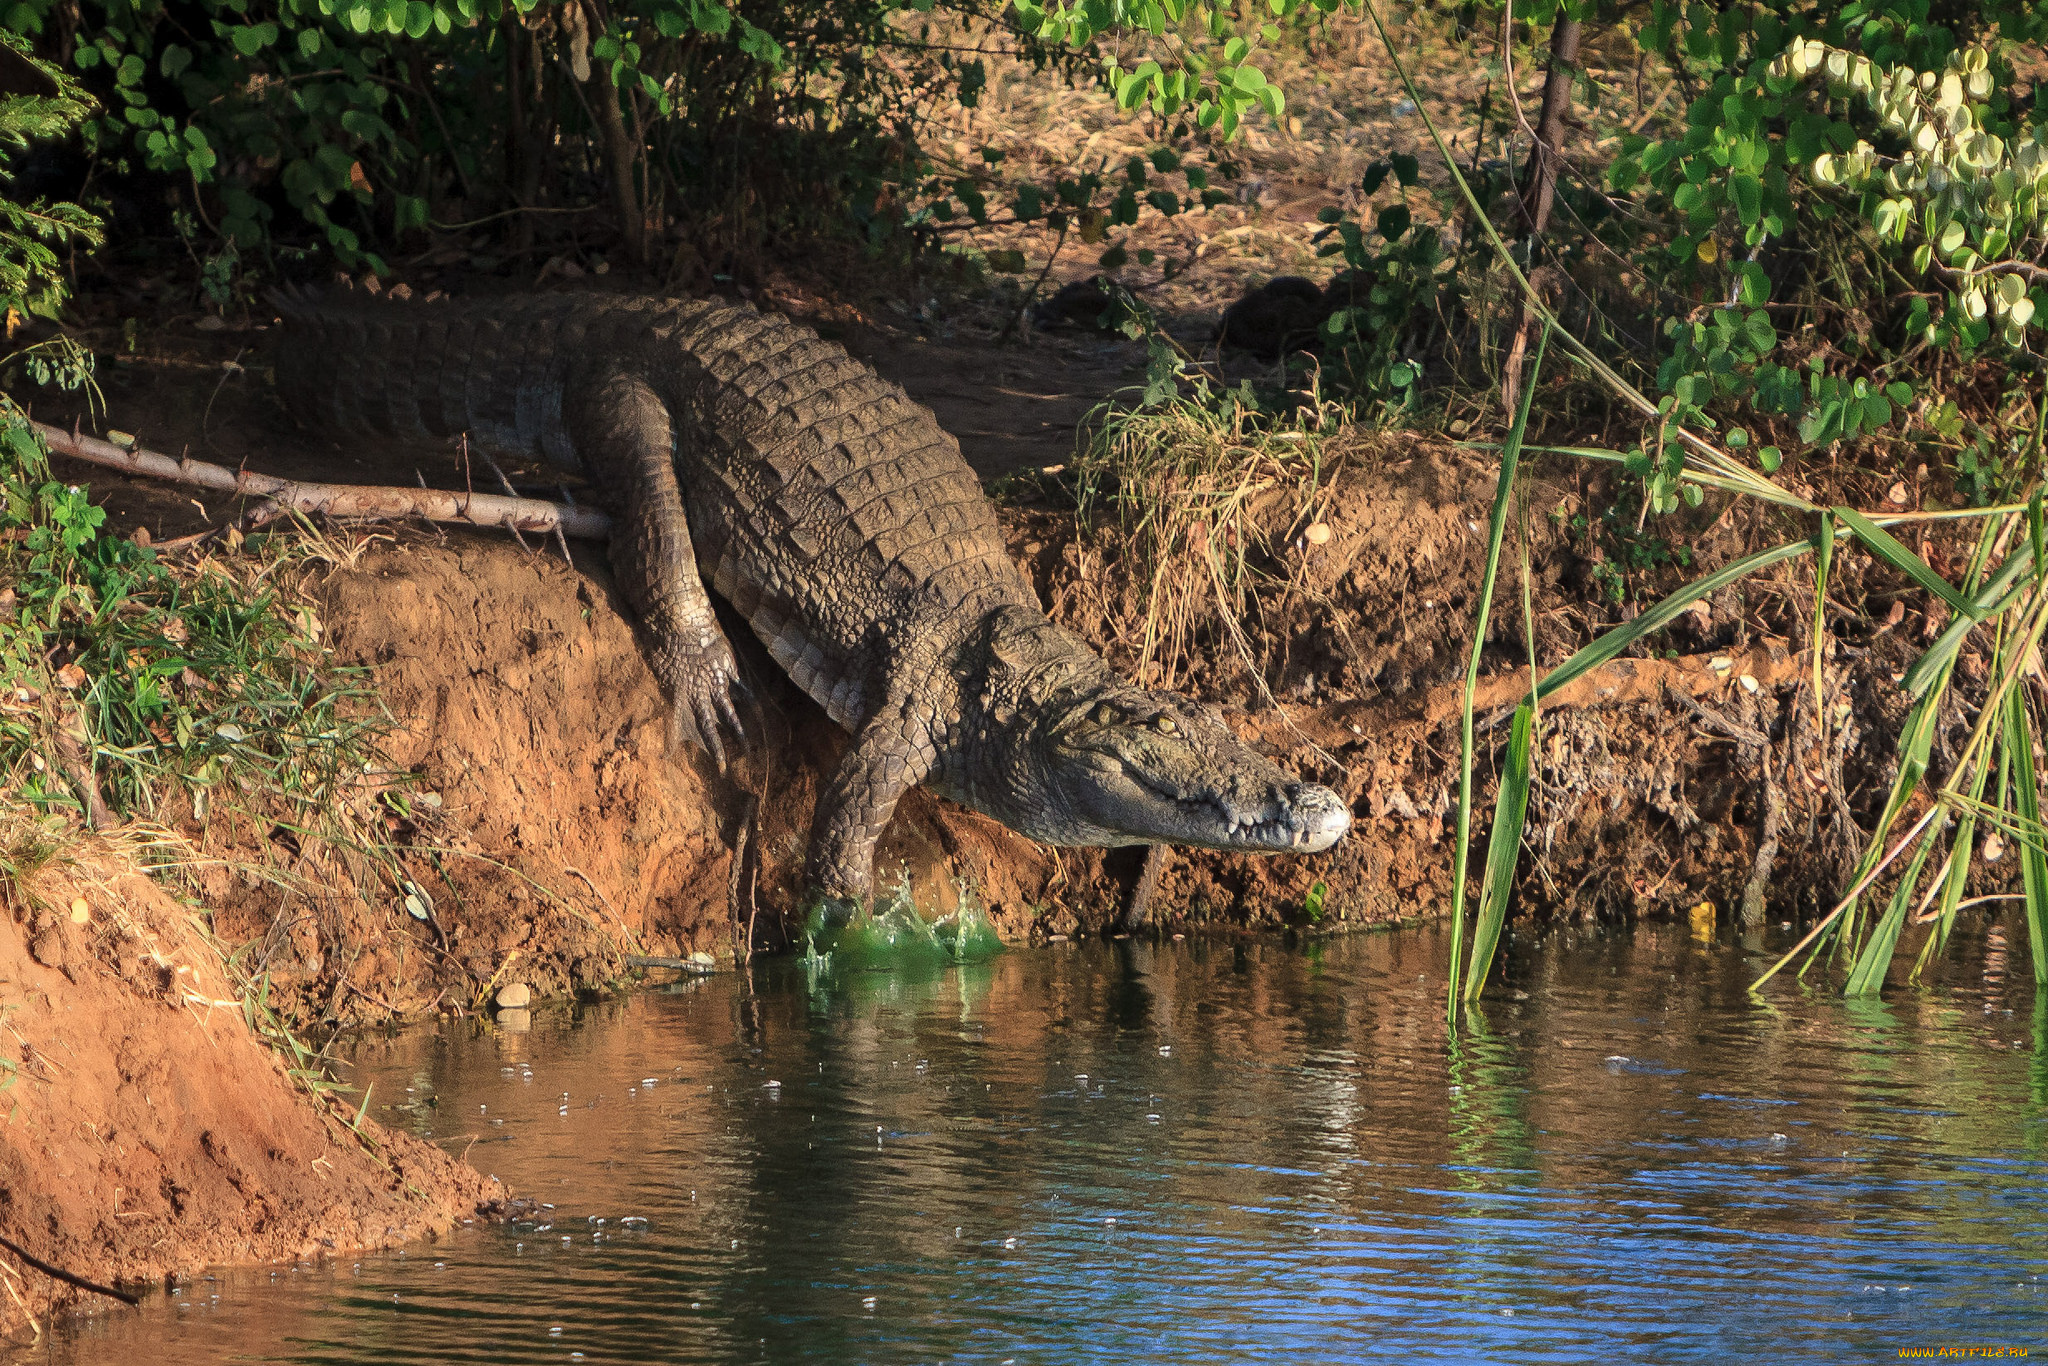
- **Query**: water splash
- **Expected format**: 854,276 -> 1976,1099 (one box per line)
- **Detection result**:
803,876 -> 1004,975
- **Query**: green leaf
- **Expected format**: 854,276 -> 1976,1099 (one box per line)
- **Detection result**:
1376,204 -> 1410,240
2032,488 -> 2046,585
1844,819 -> 1941,996
1743,309 -> 1775,354
1730,173 -> 1762,226
1447,326 -> 1551,1018
2006,692 -> 2048,985
1904,543 -> 2036,699
1736,260 -> 1770,306
1834,506 -> 1978,619
1391,153 -> 1418,186
1535,538 -> 1820,703
1464,701 -> 1534,999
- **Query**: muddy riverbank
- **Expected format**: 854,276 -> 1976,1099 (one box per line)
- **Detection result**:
0,830 -> 505,1341
0,302 -> 1963,1339
98,433 -> 1923,1028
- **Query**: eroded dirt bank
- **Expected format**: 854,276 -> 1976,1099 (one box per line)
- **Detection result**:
4,403 -> 1931,1341
0,834 -> 504,1341
149,438 -> 1917,1037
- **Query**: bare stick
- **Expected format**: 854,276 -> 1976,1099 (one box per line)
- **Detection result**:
35,422 -> 613,541
0,1231 -> 141,1308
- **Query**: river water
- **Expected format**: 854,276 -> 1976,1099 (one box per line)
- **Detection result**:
29,921 -> 2048,1363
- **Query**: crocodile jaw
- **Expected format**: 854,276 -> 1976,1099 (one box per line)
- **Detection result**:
1030,692 -> 1352,853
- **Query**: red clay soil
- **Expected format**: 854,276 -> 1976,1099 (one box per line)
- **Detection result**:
0,329 -> 1932,1344
153,437 -> 1903,1040
0,284 -> 1954,1349
0,835 -> 504,1343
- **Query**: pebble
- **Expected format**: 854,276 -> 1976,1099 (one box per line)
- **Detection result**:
495,981 -> 533,1009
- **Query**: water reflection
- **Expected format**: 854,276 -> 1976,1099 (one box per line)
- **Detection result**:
25,922 -> 2048,1364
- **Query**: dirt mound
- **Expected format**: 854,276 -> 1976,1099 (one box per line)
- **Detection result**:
0,830 -> 503,1341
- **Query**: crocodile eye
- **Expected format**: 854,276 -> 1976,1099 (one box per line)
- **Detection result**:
1091,702 -> 1116,725
1153,715 -> 1177,734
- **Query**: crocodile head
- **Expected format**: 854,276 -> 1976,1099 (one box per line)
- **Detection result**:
963,609 -> 1351,854
1030,686 -> 1353,853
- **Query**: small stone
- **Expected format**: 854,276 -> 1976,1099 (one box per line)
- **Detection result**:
496,1007 -> 532,1033
68,897 -> 89,925
193,315 -> 226,332
495,981 -> 533,1009
1303,522 -> 1333,546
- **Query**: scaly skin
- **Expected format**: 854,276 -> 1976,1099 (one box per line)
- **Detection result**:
273,291 -> 1352,905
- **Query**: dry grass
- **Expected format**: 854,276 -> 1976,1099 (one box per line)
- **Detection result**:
1067,375 -> 1365,692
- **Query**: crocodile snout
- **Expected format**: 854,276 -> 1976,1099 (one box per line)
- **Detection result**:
1286,783 -> 1351,853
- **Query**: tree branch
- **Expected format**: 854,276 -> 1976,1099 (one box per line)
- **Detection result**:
0,1231 -> 140,1308
35,422 -> 613,541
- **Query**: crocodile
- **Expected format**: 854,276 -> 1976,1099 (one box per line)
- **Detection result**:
272,291 -> 1352,908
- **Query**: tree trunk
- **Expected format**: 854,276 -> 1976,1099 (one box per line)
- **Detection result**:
582,0 -> 646,265
1517,12 -> 1582,239
1501,9 -> 1583,414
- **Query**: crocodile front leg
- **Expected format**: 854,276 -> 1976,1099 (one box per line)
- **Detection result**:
568,372 -> 748,767
804,711 -> 938,907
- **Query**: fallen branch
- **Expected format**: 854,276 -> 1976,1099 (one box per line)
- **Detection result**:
34,421 -> 613,541
0,1230 -> 141,1308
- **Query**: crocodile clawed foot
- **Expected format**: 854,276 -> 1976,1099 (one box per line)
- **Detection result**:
658,638 -> 751,773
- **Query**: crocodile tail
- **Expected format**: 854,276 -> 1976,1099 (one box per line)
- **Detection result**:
267,289 -> 586,466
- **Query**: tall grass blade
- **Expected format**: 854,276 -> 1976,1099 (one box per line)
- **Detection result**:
1750,802 -> 1945,994
1532,537 -> 1820,702
1812,512 -> 1834,732
1464,701 -> 1535,1000
2002,689 -> 2048,984
1844,819 -> 1943,996
1447,324 -> 1550,1024
1810,665 -> 1948,967
2029,488 -> 2045,582
1913,751 -> 1995,980
1904,530 -> 2030,698
1833,507 -> 1982,620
